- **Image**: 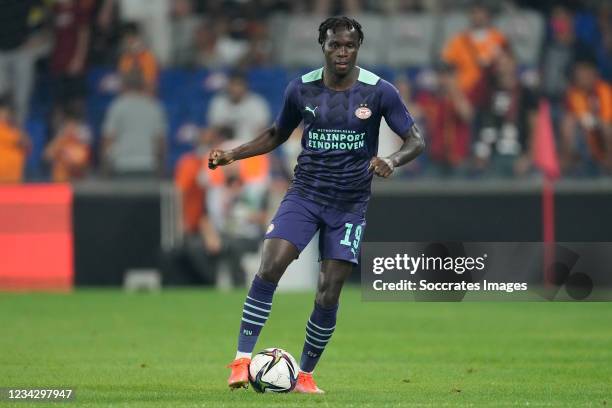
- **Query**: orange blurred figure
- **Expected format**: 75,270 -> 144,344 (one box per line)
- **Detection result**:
442,3 -> 508,94
118,22 -> 158,94
0,99 -> 30,183
562,58 -> 612,170
44,108 -> 92,182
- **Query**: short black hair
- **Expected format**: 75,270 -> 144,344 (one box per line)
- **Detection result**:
573,48 -> 598,68
318,16 -> 364,47
0,95 -> 14,111
470,1 -> 493,13
62,102 -> 85,121
227,69 -> 247,83
122,21 -> 140,37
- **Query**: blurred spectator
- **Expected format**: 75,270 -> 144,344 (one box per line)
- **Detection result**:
50,0 -> 95,129
416,64 -> 474,177
44,105 -> 92,182
207,71 -> 270,142
193,22 -> 217,68
595,4 -> 612,82
314,0 -> 363,15
118,22 -> 158,94
599,28 -> 612,82
240,21 -> 273,68
560,58 -> 612,175
89,0 -> 121,65
101,72 -> 167,178
193,18 -> 249,69
165,128 -> 221,285
380,0 -> 430,14
170,0 -> 201,67
204,134 -> 270,287
442,2 -> 508,97
540,6 -> 591,102
117,0 -> 170,65
0,0 -> 44,124
473,49 -> 538,177
0,98 -> 30,183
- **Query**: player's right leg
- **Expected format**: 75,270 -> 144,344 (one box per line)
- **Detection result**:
227,193 -> 319,389
227,238 -> 298,389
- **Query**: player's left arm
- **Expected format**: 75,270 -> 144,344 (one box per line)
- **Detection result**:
371,80 -> 426,178
369,124 -> 425,178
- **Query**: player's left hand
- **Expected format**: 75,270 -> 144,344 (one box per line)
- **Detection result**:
368,157 -> 394,178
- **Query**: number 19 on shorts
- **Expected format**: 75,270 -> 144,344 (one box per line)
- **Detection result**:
340,223 -> 363,255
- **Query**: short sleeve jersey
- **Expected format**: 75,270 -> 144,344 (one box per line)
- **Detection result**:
275,67 -> 414,215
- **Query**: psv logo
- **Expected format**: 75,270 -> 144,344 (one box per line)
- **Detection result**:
355,104 -> 371,119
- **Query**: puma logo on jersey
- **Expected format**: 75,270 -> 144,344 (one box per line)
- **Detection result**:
304,106 -> 318,117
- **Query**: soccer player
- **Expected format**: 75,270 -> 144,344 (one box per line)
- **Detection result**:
211,16 -> 425,393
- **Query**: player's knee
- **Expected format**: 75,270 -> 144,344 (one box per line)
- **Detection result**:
257,257 -> 287,284
316,277 -> 343,307
316,288 -> 340,308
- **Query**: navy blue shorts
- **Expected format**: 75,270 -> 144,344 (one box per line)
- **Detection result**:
265,191 -> 366,264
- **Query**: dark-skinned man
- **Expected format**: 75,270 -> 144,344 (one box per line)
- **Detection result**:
212,16 -> 425,393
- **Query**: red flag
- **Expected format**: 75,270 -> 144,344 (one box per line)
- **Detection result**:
533,99 -> 559,285
533,99 -> 560,180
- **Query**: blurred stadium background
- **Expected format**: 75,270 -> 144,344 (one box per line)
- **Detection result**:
0,0 -> 610,290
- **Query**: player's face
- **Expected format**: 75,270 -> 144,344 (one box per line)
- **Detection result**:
323,28 -> 360,76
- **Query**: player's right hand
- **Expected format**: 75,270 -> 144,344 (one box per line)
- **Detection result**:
208,149 -> 235,169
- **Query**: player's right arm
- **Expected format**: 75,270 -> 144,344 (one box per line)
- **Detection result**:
208,79 -> 302,170
208,125 -> 292,169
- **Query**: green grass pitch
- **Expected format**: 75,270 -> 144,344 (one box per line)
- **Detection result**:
1,288 -> 611,407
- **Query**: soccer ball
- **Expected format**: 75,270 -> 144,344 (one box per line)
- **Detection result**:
248,348 -> 299,393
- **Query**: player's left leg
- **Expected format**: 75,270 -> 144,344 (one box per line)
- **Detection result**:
295,206 -> 365,393
295,259 -> 353,394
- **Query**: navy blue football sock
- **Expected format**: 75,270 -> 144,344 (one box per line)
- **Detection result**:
236,275 -> 277,355
299,302 -> 338,373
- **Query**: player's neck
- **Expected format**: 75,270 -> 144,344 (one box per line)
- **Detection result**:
322,66 -> 359,91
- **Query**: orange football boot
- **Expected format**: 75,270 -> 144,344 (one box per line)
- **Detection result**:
227,357 -> 250,389
294,371 -> 325,394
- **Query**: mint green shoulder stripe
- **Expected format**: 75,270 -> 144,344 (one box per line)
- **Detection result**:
357,67 -> 379,85
301,68 -> 323,83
